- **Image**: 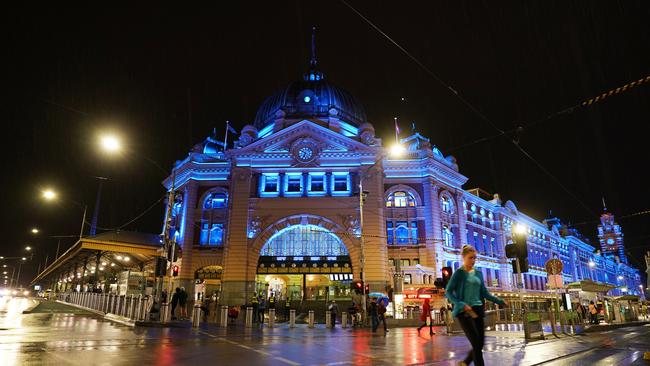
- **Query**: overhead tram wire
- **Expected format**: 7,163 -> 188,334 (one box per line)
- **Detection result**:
446,74 -> 650,153
339,0 -> 603,218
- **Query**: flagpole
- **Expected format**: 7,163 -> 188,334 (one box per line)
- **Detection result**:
223,121 -> 230,150
394,117 -> 399,144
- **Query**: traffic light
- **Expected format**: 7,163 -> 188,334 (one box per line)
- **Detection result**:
512,257 -> 529,273
441,266 -> 453,288
505,243 -> 518,259
172,265 -> 179,277
352,280 -> 363,294
155,257 -> 168,277
364,283 -> 369,294
434,277 -> 445,289
167,243 -> 181,262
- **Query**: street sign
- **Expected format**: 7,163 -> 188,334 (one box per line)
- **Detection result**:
545,258 -> 563,275
547,274 -> 563,289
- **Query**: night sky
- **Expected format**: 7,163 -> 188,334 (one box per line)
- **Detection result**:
4,2 -> 649,285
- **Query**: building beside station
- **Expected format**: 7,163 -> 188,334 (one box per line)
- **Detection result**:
159,52 -> 644,311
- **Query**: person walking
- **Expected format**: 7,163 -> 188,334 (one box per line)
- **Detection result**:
179,287 -> 188,320
250,294 -> 259,323
170,287 -> 181,321
446,244 -> 507,366
378,300 -> 388,332
284,298 -> 291,322
588,301 -> 598,324
369,297 -> 379,332
258,296 -> 266,323
328,300 -> 339,328
416,298 -> 434,335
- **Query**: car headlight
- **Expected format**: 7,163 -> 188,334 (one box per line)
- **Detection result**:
23,291 -> 29,296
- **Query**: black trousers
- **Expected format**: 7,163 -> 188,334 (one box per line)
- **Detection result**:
456,305 -> 485,366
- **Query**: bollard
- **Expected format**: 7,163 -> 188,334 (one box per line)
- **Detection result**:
135,295 -> 143,321
130,295 -> 136,319
245,307 -> 253,328
289,309 -> 296,328
220,306 -> 228,327
160,302 -> 169,323
192,303 -> 201,328
268,309 -> 276,328
342,311 -> 348,328
308,310 -> 315,328
325,311 -> 332,328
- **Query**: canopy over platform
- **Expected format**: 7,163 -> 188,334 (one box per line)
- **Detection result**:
31,230 -> 162,286
566,280 -> 617,293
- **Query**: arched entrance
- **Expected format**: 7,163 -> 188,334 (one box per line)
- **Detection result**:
256,224 -> 354,302
195,265 -> 222,302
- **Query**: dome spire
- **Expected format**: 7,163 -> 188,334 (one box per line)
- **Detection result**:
304,26 -> 324,81
310,26 -> 318,69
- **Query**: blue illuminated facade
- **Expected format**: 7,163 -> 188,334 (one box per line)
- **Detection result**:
161,50 -> 643,307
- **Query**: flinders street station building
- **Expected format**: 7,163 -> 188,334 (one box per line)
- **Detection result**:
159,56 -> 644,313
35,52 -> 644,319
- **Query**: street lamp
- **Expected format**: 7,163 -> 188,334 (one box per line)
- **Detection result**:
31,228 -> 39,234
99,134 -> 122,154
42,189 -> 57,201
25,246 -> 32,252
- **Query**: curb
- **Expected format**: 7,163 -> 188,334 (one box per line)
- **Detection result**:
582,321 -> 650,333
21,299 -> 43,314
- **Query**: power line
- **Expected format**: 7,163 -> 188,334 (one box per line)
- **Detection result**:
340,0 -> 597,218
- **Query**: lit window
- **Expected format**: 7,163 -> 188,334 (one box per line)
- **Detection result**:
308,173 -> 325,194
386,190 -> 416,207
404,274 -> 412,284
331,173 -> 350,195
386,221 -> 394,244
200,223 -> 224,246
443,225 -> 454,246
260,174 -> 280,197
285,174 -> 303,194
440,195 -> 454,213
204,192 -> 227,209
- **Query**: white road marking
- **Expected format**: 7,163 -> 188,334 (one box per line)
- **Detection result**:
274,356 -> 301,365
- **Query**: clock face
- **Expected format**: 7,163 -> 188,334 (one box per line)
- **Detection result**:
606,238 -> 615,245
298,147 -> 313,160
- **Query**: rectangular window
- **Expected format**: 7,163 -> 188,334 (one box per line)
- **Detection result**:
386,221 -> 394,245
400,259 -> 410,267
200,223 -> 224,246
308,173 -> 325,194
412,258 -> 420,265
260,174 -> 280,196
404,274 -> 412,284
285,174 -> 303,194
209,223 -> 224,245
410,221 -> 418,244
395,221 -> 409,244
331,173 -> 350,195
493,270 -> 500,287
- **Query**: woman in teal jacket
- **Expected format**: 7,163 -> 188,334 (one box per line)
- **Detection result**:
445,244 -> 507,366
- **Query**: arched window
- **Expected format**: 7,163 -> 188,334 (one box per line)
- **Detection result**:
204,191 -> 228,209
386,191 -> 416,207
443,225 -> 454,247
440,195 -> 454,214
260,224 -> 348,257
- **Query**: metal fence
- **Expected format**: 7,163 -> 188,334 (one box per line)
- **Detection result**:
58,292 -> 152,322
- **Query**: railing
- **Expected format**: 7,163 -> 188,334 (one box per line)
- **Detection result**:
58,292 -> 151,322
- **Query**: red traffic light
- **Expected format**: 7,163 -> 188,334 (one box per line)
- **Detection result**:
442,268 -> 451,277
172,265 -> 179,277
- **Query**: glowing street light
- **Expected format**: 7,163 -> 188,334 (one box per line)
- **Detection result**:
31,228 -> 39,234
390,144 -> 406,157
21,257 -> 27,261
42,189 -> 57,201
99,134 -> 122,153
588,261 -> 596,268
25,246 -> 32,251
618,275 -> 624,280
514,223 -> 528,235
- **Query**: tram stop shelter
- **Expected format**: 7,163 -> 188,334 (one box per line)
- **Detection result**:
31,230 -> 162,295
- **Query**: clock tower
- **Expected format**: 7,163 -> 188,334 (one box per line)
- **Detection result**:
597,199 -> 627,264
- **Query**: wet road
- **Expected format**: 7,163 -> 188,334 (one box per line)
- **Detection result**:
1,297 -> 648,365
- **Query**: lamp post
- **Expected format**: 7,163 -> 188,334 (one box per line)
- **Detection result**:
357,143 -> 404,321
513,223 -> 527,310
